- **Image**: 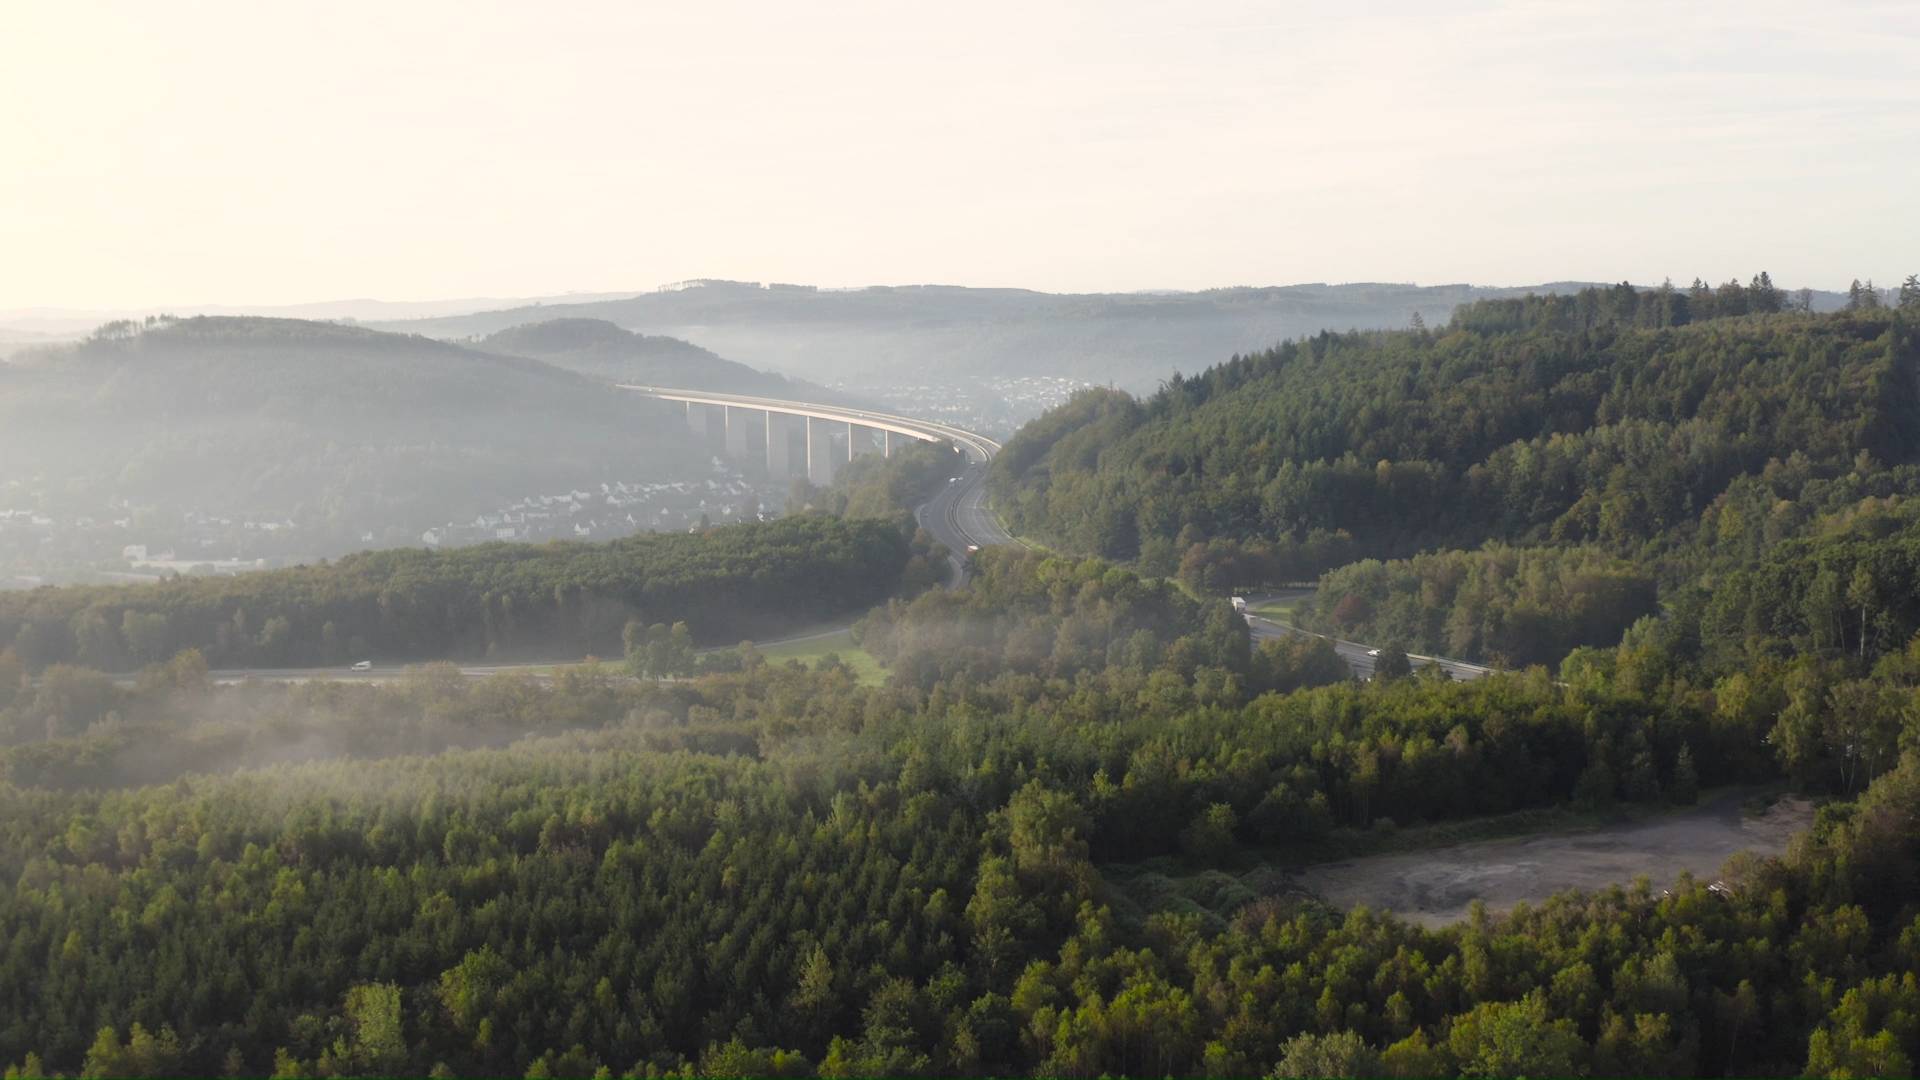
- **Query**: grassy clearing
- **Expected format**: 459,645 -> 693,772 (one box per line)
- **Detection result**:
754,629 -> 885,686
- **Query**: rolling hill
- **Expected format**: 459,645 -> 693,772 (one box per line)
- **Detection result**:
0,316 -> 705,555
477,318 -> 833,399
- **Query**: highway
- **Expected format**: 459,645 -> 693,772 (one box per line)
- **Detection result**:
1243,593 -> 1495,682
912,440 -> 1014,583
199,626 -> 865,686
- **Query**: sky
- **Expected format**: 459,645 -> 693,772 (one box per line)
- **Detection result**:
3,0 -> 1917,308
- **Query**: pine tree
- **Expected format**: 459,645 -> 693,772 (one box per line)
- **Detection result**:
793,944 -> 838,1027
1689,278 -> 1715,320
1899,274 -> 1920,311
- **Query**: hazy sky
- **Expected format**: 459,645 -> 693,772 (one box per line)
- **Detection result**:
4,0 -> 1916,307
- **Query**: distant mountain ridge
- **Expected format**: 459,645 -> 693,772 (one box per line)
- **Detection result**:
0,291 -> 643,337
377,280 -> 1852,391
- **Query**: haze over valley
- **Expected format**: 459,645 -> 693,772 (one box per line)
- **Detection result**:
0,316 -> 798,586
3,3 -> 1920,1078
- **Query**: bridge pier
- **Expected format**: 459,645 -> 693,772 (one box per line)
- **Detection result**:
765,411 -> 792,478
686,402 -> 727,454
849,422 -> 882,461
724,405 -> 754,464
805,417 -> 836,485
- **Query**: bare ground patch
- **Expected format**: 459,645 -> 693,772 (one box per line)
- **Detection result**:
1292,790 -> 1814,928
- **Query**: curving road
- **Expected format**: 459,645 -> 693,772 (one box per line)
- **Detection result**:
1243,592 -> 1495,682
912,443 -> 1014,582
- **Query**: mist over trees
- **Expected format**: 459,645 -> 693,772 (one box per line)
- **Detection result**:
5,539 -> 1920,1075
5,279 -> 1920,1078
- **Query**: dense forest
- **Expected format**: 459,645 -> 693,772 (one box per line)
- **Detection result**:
3,542 -> 1919,1075
5,281 -> 1920,1078
855,549 -> 1251,687
994,283 -> 1917,568
0,516 -> 935,670
994,281 -> 1920,667
1290,545 -> 1657,668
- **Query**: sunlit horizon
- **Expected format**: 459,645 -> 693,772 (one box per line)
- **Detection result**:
5,0 -> 1915,309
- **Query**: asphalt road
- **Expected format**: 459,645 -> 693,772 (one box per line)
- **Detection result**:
206,665 -> 475,685
913,441 -> 1014,584
1243,593 -> 1495,682
199,625 -> 866,686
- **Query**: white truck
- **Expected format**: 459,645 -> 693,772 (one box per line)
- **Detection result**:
1231,596 -> 1248,613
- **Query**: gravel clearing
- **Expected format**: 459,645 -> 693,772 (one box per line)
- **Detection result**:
1293,790 -> 1814,927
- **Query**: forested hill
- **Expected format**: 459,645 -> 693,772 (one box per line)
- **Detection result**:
0,515 -> 926,669
992,289 -> 1920,574
0,316 -> 704,548
478,318 -> 833,399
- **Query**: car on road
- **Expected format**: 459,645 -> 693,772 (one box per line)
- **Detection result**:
351,660 -> 372,671
949,476 -> 959,482
1366,648 -> 1380,657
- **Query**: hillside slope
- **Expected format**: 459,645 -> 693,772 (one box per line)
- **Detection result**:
992,289 -> 1920,572
478,318 -> 830,398
0,317 -> 703,550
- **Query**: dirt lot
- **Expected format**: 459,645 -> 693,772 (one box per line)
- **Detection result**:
1294,791 -> 1814,927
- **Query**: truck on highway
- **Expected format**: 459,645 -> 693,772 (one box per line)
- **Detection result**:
1231,596 -> 1248,613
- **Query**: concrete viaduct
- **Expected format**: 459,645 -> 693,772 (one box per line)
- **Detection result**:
617,385 -> 999,486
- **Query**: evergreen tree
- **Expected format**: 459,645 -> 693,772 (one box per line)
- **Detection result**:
1899,274 -> 1920,311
